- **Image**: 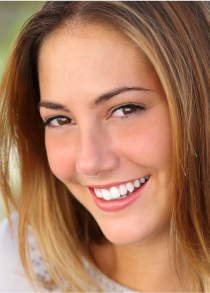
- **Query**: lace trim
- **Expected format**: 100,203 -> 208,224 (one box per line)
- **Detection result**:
28,229 -> 60,292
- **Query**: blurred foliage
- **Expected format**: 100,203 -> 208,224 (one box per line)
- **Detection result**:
0,1 -> 44,79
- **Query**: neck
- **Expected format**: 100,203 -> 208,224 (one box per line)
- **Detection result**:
91,225 -> 189,292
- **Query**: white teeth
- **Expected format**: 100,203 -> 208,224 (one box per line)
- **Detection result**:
126,182 -> 134,193
134,179 -> 140,188
101,189 -> 112,200
94,175 -> 150,200
119,184 -> 127,195
110,187 -> 120,199
94,189 -> 99,197
97,189 -> 102,198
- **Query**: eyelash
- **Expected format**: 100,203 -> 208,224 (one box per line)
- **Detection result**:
40,115 -> 72,128
40,103 -> 145,129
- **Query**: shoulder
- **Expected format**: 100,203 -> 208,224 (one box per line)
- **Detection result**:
0,213 -> 35,292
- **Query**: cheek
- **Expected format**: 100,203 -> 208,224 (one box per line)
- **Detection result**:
111,111 -> 173,170
45,133 -> 77,182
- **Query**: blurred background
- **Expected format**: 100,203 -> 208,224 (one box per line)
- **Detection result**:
0,1 -> 44,220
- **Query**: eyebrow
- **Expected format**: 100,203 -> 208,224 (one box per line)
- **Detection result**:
38,101 -> 70,112
90,86 -> 148,108
38,86 -> 148,112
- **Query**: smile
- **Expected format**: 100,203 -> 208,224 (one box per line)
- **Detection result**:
94,175 -> 150,201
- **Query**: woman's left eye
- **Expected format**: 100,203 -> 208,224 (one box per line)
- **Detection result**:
111,103 -> 145,118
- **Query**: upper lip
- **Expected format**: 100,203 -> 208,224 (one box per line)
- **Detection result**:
85,175 -> 150,189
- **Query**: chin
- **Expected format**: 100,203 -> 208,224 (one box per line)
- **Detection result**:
103,231 -> 151,246
98,217 -> 171,246
98,221 -> 152,246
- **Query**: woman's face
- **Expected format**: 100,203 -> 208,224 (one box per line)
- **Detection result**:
38,26 -> 173,245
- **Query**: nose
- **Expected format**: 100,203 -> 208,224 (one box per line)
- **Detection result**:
76,128 -> 119,177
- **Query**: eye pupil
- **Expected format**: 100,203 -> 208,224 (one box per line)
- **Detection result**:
57,117 -> 71,125
123,107 -> 137,114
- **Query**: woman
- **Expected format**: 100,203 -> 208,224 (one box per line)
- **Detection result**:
0,1 -> 210,292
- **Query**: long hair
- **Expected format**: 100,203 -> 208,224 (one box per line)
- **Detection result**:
0,1 -> 210,291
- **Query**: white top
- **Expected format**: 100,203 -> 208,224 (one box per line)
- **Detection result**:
0,214 -> 139,292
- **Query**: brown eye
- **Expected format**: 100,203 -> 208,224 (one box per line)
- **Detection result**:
112,104 -> 145,118
56,117 -> 71,125
42,116 -> 75,128
122,107 -> 137,115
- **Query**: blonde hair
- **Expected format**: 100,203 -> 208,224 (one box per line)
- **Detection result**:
0,1 -> 210,291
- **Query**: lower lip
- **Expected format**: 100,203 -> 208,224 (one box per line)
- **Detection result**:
88,178 -> 150,212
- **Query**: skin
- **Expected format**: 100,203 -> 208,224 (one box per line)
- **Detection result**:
38,25 -> 179,291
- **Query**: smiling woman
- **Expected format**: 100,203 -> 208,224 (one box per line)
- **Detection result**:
0,2 -> 210,292
38,27 -> 173,250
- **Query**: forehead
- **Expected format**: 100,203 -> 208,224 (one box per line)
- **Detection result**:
38,24 -> 152,71
38,24 -> 158,107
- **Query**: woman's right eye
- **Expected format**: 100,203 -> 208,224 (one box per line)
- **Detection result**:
40,116 -> 74,128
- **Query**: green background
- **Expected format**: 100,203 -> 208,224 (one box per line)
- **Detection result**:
0,1 -> 44,220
